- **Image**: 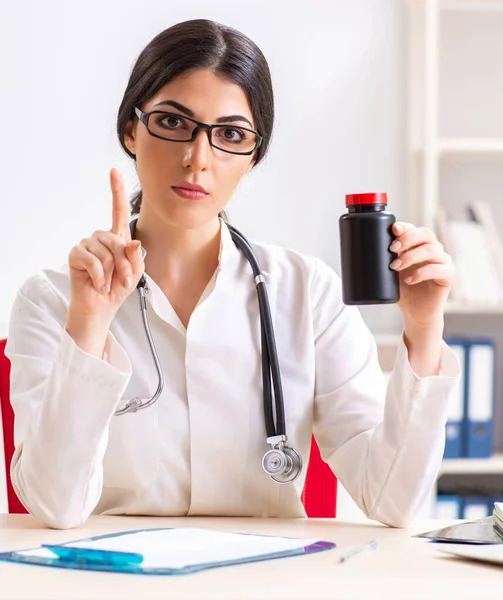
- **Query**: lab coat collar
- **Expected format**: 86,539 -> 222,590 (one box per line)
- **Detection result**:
217,217 -> 238,271
218,217 -> 270,278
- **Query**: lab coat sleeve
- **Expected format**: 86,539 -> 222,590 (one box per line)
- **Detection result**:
5,274 -> 132,529
310,258 -> 460,528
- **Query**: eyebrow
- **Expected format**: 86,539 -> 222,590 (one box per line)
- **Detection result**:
152,100 -> 253,128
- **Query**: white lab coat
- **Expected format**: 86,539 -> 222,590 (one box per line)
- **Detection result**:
6,220 -> 460,530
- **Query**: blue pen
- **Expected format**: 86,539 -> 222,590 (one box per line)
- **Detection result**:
338,540 -> 378,563
41,544 -> 143,567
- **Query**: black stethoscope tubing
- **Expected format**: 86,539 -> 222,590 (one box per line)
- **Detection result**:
115,218 -> 301,484
226,224 -> 286,439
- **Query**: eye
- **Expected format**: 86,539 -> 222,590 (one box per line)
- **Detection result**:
156,114 -> 186,130
215,127 -> 246,144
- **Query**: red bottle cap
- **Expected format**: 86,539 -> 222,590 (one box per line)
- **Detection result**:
345,193 -> 388,207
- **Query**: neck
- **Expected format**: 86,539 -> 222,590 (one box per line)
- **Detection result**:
134,211 -> 222,286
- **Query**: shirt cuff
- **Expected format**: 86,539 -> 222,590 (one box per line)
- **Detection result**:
385,334 -> 462,429
60,328 -> 132,384
398,332 -> 461,384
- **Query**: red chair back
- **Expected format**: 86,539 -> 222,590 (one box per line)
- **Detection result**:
0,338 -> 27,513
302,437 -> 337,517
0,337 -> 335,517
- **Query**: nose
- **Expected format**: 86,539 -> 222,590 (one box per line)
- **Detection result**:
181,127 -> 212,172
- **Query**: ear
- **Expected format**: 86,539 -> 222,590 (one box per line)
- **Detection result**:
123,120 -> 136,156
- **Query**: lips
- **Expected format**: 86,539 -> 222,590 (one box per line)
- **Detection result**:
172,182 -> 209,195
171,182 -> 209,201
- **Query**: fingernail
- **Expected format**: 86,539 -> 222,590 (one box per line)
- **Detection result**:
125,276 -> 133,289
390,259 -> 402,269
390,240 -> 402,252
405,276 -> 413,284
395,223 -> 403,233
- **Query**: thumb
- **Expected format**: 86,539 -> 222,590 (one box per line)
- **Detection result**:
125,240 -> 145,280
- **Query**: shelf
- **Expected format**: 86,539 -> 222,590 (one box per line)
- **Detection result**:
374,334 -> 402,346
413,139 -> 503,157
439,453 -> 503,475
438,138 -> 503,154
444,301 -> 503,315
441,0 -> 503,12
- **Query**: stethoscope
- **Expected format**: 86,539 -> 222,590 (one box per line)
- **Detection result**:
113,218 -> 303,485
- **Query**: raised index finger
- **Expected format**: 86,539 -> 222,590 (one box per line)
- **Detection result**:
110,168 -> 131,240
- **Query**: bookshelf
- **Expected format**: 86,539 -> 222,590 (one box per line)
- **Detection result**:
445,301 -> 503,315
406,0 -> 503,232
440,0 -> 503,12
371,0 -> 503,521
406,1 -> 503,381
439,453 -> 503,475
438,138 -> 503,154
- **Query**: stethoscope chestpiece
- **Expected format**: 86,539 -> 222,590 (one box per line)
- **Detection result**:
262,435 -> 303,484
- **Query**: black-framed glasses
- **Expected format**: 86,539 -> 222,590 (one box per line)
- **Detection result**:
134,106 -> 263,156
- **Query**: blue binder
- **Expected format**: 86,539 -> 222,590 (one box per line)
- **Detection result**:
465,339 -> 495,458
443,338 -> 467,458
0,527 -> 336,575
435,495 -> 463,519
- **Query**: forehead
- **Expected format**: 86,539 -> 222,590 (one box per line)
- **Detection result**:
145,69 -> 253,124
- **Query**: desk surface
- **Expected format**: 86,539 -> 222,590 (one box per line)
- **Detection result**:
0,514 -> 501,599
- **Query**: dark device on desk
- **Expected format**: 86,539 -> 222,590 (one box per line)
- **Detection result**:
415,516 -> 503,545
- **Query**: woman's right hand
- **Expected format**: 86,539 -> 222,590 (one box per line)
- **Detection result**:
67,168 -> 145,324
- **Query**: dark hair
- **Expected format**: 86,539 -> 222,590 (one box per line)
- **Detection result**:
116,19 -> 275,215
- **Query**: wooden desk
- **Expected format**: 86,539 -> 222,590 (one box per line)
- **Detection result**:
0,514 -> 501,599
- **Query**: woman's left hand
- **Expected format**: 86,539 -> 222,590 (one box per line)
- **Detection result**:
389,222 -> 456,328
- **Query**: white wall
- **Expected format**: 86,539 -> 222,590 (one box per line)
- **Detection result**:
0,0 -> 407,337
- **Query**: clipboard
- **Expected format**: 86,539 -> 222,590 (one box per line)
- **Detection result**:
0,527 -> 336,576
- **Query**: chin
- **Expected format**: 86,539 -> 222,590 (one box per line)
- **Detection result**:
164,206 -> 221,231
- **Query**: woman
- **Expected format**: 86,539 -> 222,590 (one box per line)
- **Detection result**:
6,19 -> 459,530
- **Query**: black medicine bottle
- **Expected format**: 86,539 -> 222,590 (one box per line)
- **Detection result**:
339,192 -> 399,305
